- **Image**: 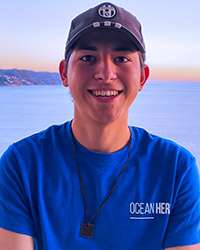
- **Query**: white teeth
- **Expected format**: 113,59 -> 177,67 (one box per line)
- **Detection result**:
92,90 -> 119,97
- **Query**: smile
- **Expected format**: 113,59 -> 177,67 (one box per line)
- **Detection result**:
88,89 -> 123,97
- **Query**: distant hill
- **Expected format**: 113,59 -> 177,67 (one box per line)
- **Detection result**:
0,69 -> 61,86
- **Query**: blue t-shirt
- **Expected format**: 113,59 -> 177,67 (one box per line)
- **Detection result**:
0,121 -> 200,250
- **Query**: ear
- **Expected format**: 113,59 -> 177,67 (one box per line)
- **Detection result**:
59,60 -> 68,87
139,64 -> 150,91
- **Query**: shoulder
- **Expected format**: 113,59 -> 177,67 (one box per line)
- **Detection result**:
131,126 -> 194,156
0,121 -> 71,165
130,126 -> 196,168
15,122 -> 69,145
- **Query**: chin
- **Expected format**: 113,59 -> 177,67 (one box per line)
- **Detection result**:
92,113 -> 125,126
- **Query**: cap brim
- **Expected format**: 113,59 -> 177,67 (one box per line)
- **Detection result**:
65,23 -> 145,57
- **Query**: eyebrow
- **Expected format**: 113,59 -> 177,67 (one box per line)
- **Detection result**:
76,45 -> 137,52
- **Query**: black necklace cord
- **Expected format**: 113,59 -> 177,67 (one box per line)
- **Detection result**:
71,128 -> 132,235
89,142 -> 131,224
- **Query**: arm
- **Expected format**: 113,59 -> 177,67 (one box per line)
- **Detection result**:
0,147 -> 35,247
0,228 -> 33,250
165,244 -> 200,250
163,155 -> 200,248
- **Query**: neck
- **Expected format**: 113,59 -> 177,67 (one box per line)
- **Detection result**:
71,118 -> 130,153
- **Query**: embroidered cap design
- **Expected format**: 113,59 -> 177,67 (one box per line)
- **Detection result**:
65,2 -> 146,61
98,4 -> 116,18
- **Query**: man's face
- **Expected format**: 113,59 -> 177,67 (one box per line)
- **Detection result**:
60,30 -> 149,125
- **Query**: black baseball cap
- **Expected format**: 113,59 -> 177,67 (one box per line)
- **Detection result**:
65,2 -> 146,60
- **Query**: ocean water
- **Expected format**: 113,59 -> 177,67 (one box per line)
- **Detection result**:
0,82 -> 200,166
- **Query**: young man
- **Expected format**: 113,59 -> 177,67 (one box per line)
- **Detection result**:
0,2 -> 200,250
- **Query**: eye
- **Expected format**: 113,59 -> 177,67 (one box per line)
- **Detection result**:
114,56 -> 129,63
80,55 -> 96,63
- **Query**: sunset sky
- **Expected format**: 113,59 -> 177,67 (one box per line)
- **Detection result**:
1,0 -> 200,81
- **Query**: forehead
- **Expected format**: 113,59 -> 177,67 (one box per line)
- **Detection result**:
74,30 -> 137,51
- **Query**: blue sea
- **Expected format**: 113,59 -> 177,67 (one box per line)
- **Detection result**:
0,82 -> 200,166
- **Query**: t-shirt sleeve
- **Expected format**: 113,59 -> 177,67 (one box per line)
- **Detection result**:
163,156 -> 200,248
0,145 -> 35,237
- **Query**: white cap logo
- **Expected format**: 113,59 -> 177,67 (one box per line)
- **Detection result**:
98,4 -> 116,18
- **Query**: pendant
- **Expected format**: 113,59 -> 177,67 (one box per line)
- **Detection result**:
80,223 -> 94,238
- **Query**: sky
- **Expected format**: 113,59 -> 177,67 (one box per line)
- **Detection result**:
1,0 -> 200,81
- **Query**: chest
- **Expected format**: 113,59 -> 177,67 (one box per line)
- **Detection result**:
30,159 -> 172,250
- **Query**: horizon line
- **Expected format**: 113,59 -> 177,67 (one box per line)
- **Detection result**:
0,67 -> 200,82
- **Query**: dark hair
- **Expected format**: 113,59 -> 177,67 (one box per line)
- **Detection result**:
138,52 -> 145,68
65,48 -> 73,62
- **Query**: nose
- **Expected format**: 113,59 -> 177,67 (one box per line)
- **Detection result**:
94,57 -> 117,82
